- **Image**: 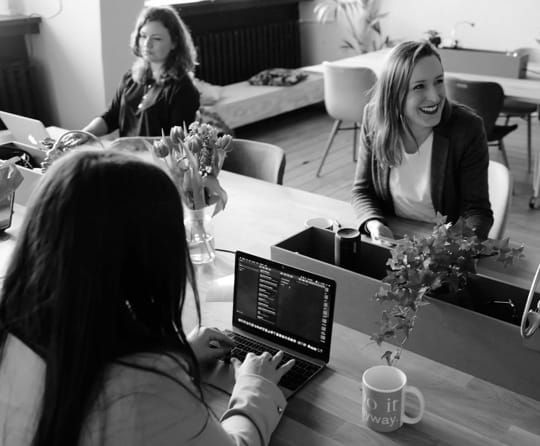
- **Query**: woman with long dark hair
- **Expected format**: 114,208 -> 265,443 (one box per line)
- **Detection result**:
352,40 -> 493,240
0,149 -> 293,445
81,5 -> 200,138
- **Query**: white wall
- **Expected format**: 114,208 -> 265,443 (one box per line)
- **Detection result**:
21,0 -> 143,129
300,0 -> 540,65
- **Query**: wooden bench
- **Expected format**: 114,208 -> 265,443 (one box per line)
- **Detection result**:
205,71 -> 324,129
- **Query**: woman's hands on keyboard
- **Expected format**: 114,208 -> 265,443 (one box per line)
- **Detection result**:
187,326 -> 235,366
232,351 -> 295,385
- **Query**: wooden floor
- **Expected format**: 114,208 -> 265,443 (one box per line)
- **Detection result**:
235,103 -> 540,252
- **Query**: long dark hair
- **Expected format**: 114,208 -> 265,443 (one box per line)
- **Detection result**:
367,40 -> 443,166
130,5 -> 197,84
0,149 -> 203,445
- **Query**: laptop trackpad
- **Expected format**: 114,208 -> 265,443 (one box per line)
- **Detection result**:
203,360 -> 236,395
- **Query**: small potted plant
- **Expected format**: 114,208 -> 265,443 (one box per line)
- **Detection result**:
371,215 -> 524,366
425,30 -> 442,48
314,0 -> 392,53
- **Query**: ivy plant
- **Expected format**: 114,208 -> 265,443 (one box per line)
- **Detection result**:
371,215 -> 524,366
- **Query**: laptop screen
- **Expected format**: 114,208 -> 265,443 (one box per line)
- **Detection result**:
233,251 -> 336,363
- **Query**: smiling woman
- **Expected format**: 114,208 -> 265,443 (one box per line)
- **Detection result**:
351,40 -> 494,242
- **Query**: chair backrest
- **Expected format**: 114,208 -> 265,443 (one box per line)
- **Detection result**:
514,47 -> 540,63
487,160 -> 512,240
322,62 -> 377,122
445,77 -> 504,137
222,138 -> 286,185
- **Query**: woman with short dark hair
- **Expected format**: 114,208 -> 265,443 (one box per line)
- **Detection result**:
352,40 -> 493,240
0,149 -> 293,445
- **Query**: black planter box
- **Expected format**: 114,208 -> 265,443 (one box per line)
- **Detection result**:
271,227 -> 540,399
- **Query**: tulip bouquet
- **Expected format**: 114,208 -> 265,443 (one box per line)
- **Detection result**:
148,121 -> 233,264
150,121 -> 233,214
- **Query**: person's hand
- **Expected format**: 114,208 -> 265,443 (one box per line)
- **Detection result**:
366,219 -> 394,244
61,132 -> 90,149
231,351 -> 295,385
187,326 -> 235,366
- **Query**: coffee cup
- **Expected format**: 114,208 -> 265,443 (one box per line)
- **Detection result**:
362,365 -> 425,432
304,217 -> 336,231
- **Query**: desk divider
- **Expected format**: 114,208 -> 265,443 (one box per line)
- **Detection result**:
271,227 -> 540,400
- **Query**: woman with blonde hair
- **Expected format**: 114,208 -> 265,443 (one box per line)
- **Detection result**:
352,40 -> 493,240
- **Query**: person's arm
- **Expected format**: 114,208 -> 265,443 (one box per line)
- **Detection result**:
82,117 -> 109,138
457,115 -> 494,240
351,107 -> 392,239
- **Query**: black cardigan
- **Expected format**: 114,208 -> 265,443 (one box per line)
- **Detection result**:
351,100 -> 494,240
101,70 -> 200,137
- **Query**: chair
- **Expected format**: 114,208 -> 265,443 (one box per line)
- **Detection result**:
222,138 -> 286,185
316,62 -> 377,177
487,160 -> 512,240
445,77 -> 518,169
499,48 -> 540,173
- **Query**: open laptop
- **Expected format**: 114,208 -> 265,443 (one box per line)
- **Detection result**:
0,111 -> 50,148
203,250 -> 336,399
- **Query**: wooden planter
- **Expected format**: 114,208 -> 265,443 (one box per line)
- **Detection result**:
271,227 -> 540,399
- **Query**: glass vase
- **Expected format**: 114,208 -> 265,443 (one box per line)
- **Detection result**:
183,205 -> 216,264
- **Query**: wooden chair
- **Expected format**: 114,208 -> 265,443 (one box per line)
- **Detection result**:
445,77 -> 518,169
223,138 -> 286,185
500,48 -> 540,173
316,62 -> 377,177
488,160 -> 512,240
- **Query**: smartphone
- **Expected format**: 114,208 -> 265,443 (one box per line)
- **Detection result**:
0,192 -> 15,232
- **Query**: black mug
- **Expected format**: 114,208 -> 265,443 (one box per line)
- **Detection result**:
334,227 -> 361,272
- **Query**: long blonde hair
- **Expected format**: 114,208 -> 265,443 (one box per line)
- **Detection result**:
367,41 -> 442,166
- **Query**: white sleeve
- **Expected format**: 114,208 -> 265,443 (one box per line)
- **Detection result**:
83,368 -> 286,446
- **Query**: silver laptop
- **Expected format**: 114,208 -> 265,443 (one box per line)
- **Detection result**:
203,250 -> 336,399
0,111 -> 50,148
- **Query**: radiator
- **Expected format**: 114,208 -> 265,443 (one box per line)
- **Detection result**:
0,61 -> 35,117
193,20 -> 300,86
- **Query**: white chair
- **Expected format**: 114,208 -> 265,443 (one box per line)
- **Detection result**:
223,138 -> 286,185
316,62 -> 377,177
488,160 -> 512,240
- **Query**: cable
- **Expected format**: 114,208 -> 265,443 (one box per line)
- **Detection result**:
215,248 -> 236,255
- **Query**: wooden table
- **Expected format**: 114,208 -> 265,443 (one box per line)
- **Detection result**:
2,171 -> 540,445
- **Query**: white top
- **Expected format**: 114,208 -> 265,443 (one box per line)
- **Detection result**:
0,334 -> 286,446
389,133 -> 437,223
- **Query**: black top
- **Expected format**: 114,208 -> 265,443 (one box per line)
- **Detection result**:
101,70 -> 200,137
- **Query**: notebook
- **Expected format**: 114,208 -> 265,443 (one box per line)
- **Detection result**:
0,111 -> 50,148
203,250 -> 336,399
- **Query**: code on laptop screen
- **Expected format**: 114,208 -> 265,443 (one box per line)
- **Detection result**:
233,251 -> 336,362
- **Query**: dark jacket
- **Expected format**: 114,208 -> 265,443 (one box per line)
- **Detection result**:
102,70 -> 200,137
351,100 -> 494,240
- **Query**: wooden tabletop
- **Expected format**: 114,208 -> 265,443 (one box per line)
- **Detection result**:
2,170 -> 540,445
187,172 -> 540,445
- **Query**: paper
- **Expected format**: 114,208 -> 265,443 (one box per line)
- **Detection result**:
205,274 -> 234,302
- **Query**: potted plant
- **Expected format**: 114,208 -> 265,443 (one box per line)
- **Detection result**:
371,215 -> 524,366
424,30 -> 442,48
314,0 -> 392,53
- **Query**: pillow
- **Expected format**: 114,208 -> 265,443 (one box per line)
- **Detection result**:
248,68 -> 308,86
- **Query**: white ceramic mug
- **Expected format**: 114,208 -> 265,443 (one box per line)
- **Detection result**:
362,365 -> 425,432
304,217 -> 337,231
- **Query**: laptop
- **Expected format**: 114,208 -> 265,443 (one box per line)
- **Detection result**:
0,111 -> 50,148
203,250 -> 336,399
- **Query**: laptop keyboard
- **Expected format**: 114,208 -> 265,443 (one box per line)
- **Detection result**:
225,330 -> 321,391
